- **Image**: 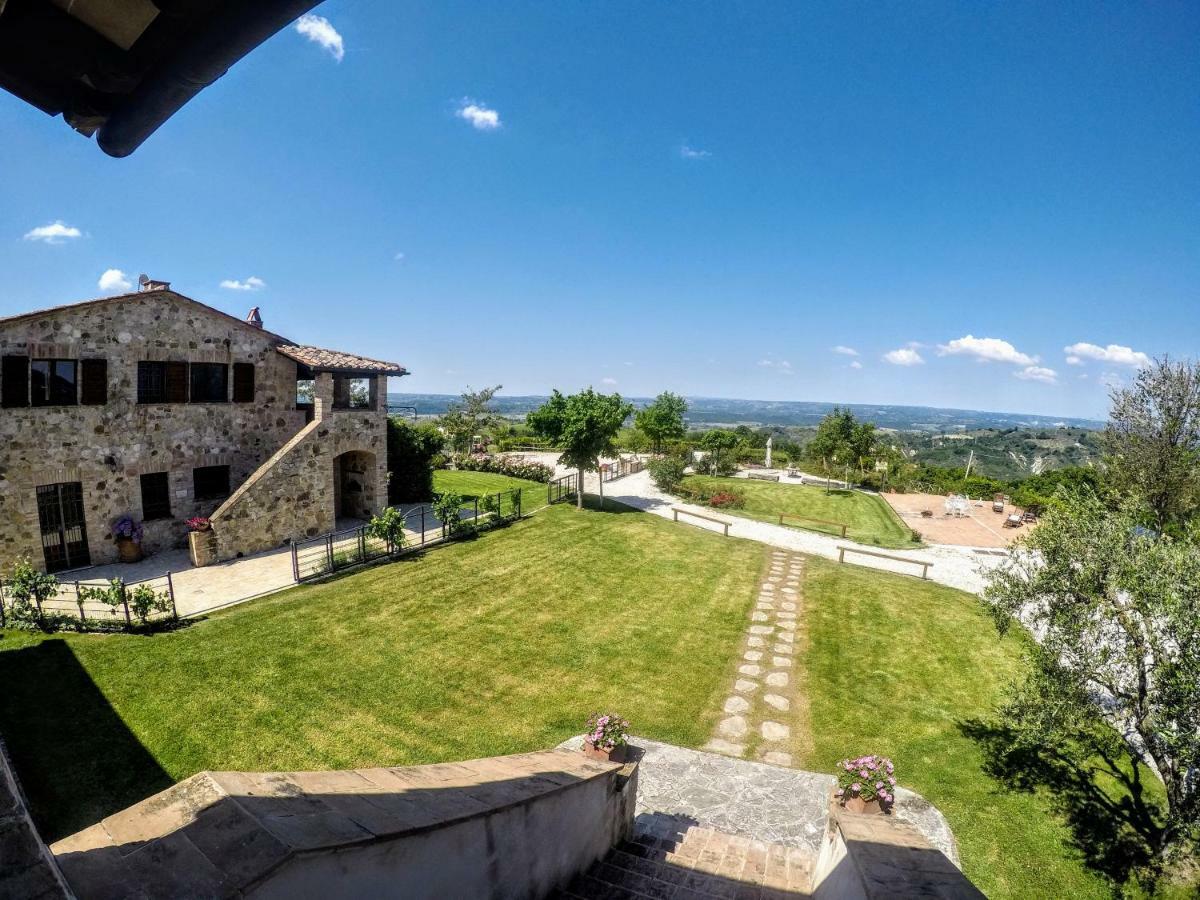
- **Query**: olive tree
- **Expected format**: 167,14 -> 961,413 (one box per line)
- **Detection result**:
1105,356 -> 1200,532
527,389 -> 633,509
984,489 -> 1200,860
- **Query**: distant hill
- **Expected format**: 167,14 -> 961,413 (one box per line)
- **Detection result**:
388,392 -> 1103,433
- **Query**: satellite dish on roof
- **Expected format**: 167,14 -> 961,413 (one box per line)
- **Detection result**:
138,274 -> 149,287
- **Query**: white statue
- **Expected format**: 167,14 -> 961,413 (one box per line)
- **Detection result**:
765,436 -> 773,469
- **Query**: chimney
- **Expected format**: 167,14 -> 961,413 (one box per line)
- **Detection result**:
138,274 -> 170,292
246,306 -> 263,329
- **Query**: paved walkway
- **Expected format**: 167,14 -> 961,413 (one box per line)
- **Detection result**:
704,549 -> 808,766
588,469 -> 1002,596
555,736 -> 960,898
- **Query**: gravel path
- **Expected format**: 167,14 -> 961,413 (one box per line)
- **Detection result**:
587,469 -> 1002,596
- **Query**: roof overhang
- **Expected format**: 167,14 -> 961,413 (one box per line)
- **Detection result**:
278,345 -> 408,378
0,0 -> 324,157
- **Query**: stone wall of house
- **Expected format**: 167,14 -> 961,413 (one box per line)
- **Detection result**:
0,291 -> 306,571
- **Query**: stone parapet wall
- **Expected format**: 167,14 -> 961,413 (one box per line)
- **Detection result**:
51,748 -> 637,900
0,738 -> 72,899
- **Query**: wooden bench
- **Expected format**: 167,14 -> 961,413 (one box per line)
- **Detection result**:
779,513 -> 848,538
747,472 -> 780,482
837,545 -> 933,580
672,507 -> 731,537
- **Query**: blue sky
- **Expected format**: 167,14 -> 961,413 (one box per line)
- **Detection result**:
2,1 -> 1196,419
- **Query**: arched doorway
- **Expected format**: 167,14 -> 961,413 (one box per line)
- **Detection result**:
333,450 -> 377,522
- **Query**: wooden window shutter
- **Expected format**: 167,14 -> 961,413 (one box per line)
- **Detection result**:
1,355 -> 29,408
165,361 -> 189,403
80,359 -> 108,405
232,362 -> 255,402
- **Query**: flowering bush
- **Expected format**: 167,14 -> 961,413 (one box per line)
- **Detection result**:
584,713 -> 630,751
835,754 -> 897,807
707,490 -> 745,509
450,453 -> 553,484
113,515 -> 144,544
186,517 -> 211,532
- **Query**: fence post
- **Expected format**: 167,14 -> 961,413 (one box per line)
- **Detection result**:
548,480 -> 553,506
0,579 -> 6,630
291,541 -> 300,582
75,580 -> 85,627
166,571 -> 178,620
120,580 -> 132,630
474,497 -> 479,530
517,489 -> 522,518
326,533 -> 335,574
358,526 -> 367,561
421,506 -> 426,545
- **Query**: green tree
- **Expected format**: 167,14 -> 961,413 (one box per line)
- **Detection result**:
699,429 -> 739,475
437,384 -> 503,454
984,489 -> 1200,865
634,391 -> 688,453
1104,356 -> 1200,532
527,389 -> 633,509
386,419 -> 444,503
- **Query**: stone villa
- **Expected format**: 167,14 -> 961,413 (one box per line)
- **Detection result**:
0,280 -> 406,572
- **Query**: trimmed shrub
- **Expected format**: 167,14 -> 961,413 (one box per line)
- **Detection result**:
648,456 -> 687,493
387,419 -> 444,503
707,490 -> 745,510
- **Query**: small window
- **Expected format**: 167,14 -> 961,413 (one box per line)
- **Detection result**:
140,472 -> 172,521
190,363 -> 228,403
1,355 -> 29,408
138,362 -> 166,403
193,465 -> 230,501
31,359 -> 77,406
80,359 -> 108,405
139,361 -> 189,403
232,363 -> 255,403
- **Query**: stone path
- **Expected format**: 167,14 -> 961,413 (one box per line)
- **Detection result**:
705,549 -> 808,767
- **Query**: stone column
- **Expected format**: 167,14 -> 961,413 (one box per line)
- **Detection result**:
313,372 -> 334,420
369,375 -> 388,412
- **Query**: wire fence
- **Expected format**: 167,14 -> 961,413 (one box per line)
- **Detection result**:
547,473 -> 578,505
291,488 -> 524,582
0,572 -> 177,633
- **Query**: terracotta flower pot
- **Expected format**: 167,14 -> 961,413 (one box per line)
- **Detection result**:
582,741 -> 627,763
842,794 -> 890,815
116,537 -> 143,563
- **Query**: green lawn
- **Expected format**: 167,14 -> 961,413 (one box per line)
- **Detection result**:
681,475 -> 919,549
433,469 -> 550,514
799,556 -> 1172,899
0,503 -> 762,842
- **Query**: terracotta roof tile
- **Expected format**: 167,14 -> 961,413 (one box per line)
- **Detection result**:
276,345 -> 407,375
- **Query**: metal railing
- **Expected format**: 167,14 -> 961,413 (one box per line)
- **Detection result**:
291,488 -> 524,582
0,572 -> 177,632
547,473 -> 578,505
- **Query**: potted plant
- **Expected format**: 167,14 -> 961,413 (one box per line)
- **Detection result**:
582,713 -> 630,763
834,754 -> 897,814
112,516 -> 144,563
186,517 -> 216,568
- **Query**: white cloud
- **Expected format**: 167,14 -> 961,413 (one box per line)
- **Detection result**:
937,335 -> 1036,366
757,358 -> 794,375
393,251 -> 405,261
219,276 -> 266,292
97,269 -> 132,292
456,99 -> 501,130
680,144 -> 711,159
1014,365 -> 1058,384
883,348 -> 924,366
849,360 -> 863,370
295,14 -> 344,62
24,221 -> 82,244
601,377 -> 618,386
831,345 -> 859,356
623,361 -> 634,367
1063,342 -> 1150,368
